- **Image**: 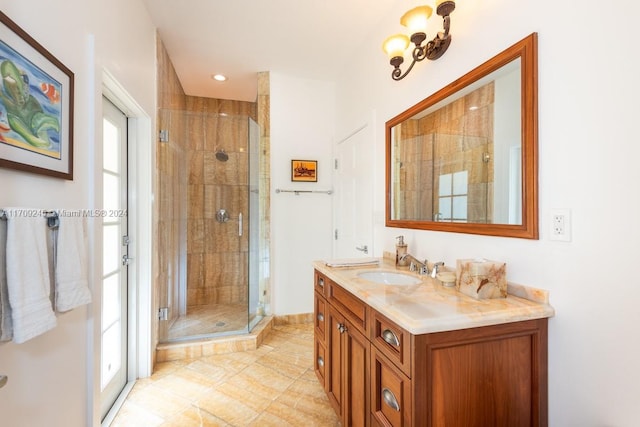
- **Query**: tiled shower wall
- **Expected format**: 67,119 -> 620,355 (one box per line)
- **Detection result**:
156,36 -> 268,343
184,98 -> 257,306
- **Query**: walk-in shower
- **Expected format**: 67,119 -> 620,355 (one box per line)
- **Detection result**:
156,106 -> 267,343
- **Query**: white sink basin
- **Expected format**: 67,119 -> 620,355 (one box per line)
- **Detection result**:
357,271 -> 422,286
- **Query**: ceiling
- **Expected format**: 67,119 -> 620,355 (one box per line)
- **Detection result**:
142,0 -> 401,102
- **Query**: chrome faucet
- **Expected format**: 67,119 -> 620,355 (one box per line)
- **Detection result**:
399,254 -> 445,278
399,254 -> 429,275
430,261 -> 445,278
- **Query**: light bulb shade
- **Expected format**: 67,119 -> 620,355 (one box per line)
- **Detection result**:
400,5 -> 433,34
382,34 -> 410,59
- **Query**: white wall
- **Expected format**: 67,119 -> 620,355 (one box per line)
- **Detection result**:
270,73 -> 335,315
0,1 -> 156,426
335,0 -> 640,425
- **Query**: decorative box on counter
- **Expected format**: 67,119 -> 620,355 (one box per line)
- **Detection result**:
456,259 -> 507,299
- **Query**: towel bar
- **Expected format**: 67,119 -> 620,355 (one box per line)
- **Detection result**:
275,188 -> 333,195
0,209 -> 59,228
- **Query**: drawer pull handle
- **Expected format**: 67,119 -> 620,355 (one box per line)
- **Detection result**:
317,357 -> 324,368
382,388 -> 400,412
318,277 -> 324,288
382,329 -> 400,347
317,313 -> 324,322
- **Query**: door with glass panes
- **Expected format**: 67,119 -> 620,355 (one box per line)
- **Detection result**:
100,97 -> 129,420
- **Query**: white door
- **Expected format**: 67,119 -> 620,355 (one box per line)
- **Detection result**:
333,122 -> 374,258
100,97 -> 129,420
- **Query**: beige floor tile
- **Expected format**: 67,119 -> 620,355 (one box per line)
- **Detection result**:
151,370 -> 213,401
213,380 -> 273,413
124,383 -> 192,420
112,322 -> 340,426
260,400 -> 341,427
197,388 -> 261,425
255,351 -> 310,380
160,405 -> 230,427
110,400 -> 165,427
225,363 -> 295,401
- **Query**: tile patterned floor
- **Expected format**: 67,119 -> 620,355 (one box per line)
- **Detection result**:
112,323 -> 341,426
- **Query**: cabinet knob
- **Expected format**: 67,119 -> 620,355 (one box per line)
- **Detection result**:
317,357 -> 324,368
337,323 -> 347,333
318,277 -> 324,288
382,388 -> 400,412
317,313 -> 324,322
382,329 -> 400,347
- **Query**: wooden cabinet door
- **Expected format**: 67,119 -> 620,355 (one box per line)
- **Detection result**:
326,306 -> 344,415
415,319 -> 548,427
327,304 -> 371,427
343,320 -> 370,427
371,347 -> 412,427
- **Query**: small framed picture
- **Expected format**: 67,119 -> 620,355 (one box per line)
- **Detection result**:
0,11 -> 74,180
291,159 -> 317,182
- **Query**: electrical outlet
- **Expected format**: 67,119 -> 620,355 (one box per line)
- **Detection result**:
550,209 -> 571,242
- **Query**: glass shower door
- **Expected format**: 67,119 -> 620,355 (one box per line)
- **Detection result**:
248,117 -> 262,329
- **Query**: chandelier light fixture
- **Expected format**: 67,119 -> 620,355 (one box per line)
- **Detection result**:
382,1 -> 456,81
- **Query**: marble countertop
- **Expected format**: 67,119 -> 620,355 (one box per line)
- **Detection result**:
313,258 -> 555,335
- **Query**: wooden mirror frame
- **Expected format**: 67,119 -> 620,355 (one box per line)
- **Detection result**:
385,33 -> 538,239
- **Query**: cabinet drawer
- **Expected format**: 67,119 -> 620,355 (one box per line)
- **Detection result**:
314,270 -> 328,297
328,280 -> 368,335
314,336 -> 327,391
315,292 -> 327,342
371,309 -> 411,377
371,347 -> 412,427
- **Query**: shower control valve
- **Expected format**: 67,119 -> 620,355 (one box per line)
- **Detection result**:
216,209 -> 230,223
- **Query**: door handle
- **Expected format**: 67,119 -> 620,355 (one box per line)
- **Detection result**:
355,245 -> 368,254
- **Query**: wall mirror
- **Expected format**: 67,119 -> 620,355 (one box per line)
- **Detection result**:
386,33 -> 538,239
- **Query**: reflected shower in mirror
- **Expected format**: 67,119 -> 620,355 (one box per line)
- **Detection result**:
390,59 -> 521,224
386,33 -> 538,239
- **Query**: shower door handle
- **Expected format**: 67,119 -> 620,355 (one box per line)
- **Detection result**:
238,213 -> 243,237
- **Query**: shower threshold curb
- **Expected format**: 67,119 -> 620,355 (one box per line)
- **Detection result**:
155,315 -> 274,362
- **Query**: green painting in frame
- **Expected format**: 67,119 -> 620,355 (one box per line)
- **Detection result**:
0,11 -> 74,180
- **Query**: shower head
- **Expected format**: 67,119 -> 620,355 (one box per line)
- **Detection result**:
215,149 -> 229,162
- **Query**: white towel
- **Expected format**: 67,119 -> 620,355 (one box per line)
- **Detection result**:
324,257 -> 380,268
5,211 -> 57,343
0,219 -> 13,341
55,215 -> 91,312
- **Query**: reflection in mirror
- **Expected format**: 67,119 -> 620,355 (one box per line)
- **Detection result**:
391,59 -> 521,224
386,33 -> 538,239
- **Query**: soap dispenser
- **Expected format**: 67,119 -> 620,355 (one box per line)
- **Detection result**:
395,235 -> 408,267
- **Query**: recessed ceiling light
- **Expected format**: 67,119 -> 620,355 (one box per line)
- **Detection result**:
212,74 -> 227,82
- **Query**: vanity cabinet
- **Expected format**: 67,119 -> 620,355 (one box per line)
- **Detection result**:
315,271 -> 370,426
314,270 -> 549,427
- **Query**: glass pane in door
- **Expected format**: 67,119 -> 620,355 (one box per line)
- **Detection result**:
100,97 -> 128,420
